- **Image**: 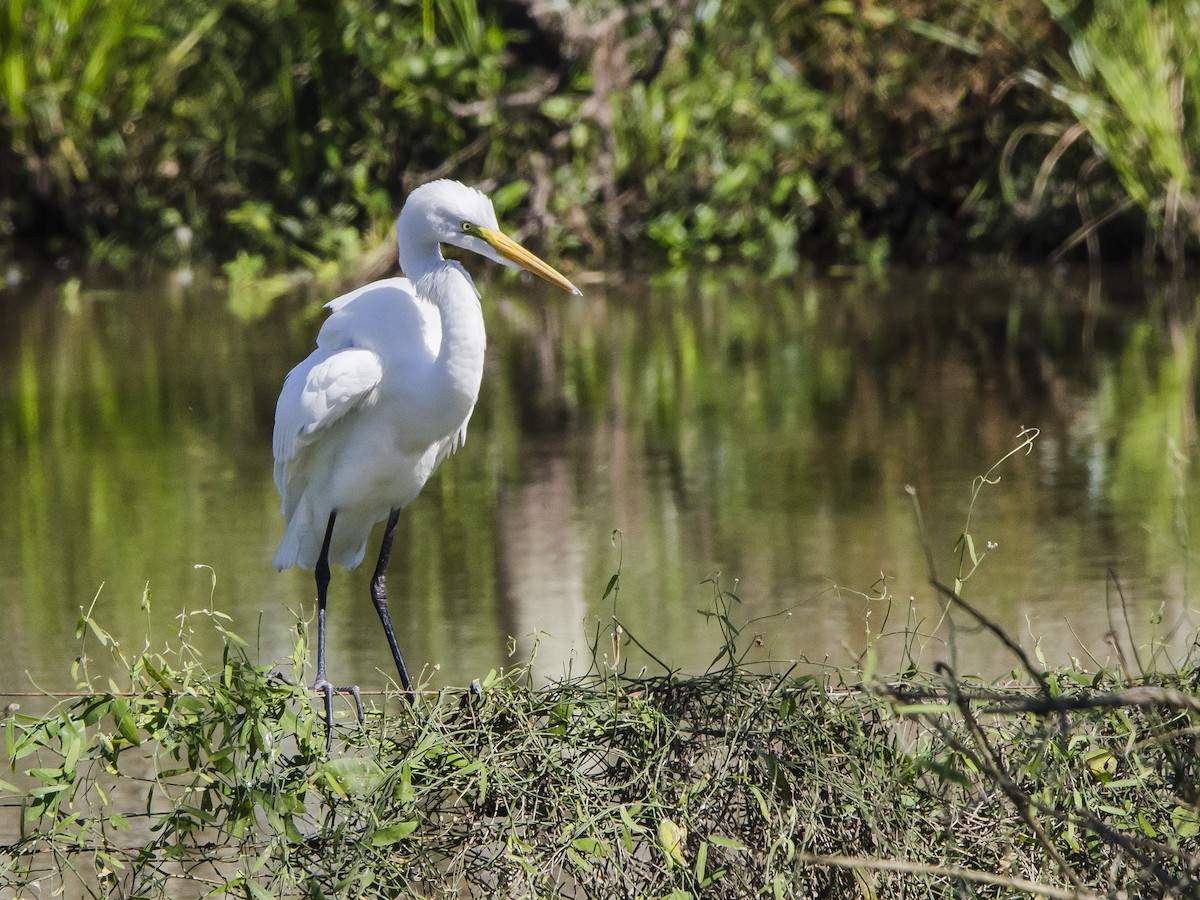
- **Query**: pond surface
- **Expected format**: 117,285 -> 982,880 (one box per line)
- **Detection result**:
1,264 -> 1198,694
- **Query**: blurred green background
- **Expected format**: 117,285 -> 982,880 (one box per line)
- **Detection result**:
3,0 -> 1200,274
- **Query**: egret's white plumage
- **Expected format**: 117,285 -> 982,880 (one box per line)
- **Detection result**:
272,275 -> 478,571
271,179 -> 579,738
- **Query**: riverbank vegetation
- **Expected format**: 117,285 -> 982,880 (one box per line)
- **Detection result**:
1,575 -> 1199,897
2,0 -> 1199,274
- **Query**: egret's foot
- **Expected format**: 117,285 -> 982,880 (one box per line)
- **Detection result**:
312,679 -> 364,750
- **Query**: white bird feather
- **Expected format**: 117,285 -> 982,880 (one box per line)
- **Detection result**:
270,179 -> 580,732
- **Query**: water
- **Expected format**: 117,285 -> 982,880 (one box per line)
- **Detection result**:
1,265 -> 1197,696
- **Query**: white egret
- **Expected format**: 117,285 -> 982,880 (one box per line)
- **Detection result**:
273,179 -> 580,738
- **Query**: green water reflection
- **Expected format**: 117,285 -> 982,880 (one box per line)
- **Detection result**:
1,266 -> 1197,691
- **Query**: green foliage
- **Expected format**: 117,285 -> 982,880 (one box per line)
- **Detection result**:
616,0 -> 1041,267
3,0 -> 1165,269
2,606 -> 331,893
952,426 -> 1040,595
8,0 -> 1195,268
0,0 -> 517,264
2,576 -> 1200,895
1001,0 -> 1200,260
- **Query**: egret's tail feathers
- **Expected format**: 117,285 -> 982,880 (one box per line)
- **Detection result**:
274,516 -> 322,571
273,527 -> 306,572
275,513 -> 370,572
334,539 -> 369,571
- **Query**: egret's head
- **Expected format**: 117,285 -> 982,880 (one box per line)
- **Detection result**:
397,179 -> 580,295
399,180 -> 499,249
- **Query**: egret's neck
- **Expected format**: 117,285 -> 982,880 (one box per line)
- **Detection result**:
396,211 -> 443,284
415,262 -> 487,417
396,209 -> 486,418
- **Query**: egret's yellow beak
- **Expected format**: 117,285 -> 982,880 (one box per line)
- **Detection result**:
477,226 -> 582,296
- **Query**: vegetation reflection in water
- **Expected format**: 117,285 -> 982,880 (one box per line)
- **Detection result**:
0,266 -> 1197,693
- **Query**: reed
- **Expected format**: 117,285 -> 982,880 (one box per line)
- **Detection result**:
1003,0 -> 1200,261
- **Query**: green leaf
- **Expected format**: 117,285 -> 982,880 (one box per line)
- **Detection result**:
893,702 -> 955,715
61,718 -> 87,776
912,757 -> 973,787
28,784 -> 69,800
109,697 -> 141,746
601,573 -> 620,601
96,849 -> 127,871
851,866 -> 879,900
490,180 -> 530,216
571,836 -> 604,858
1084,748 -> 1117,782
618,804 -> 644,834
370,821 -> 419,846
1172,805 -> 1200,838
85,617 -> 114,646
139,657 -> 174,692
539,96 -> 576,121
657,817 -> 688,866
80,697 -> 112,727
749,785 -> 771,820
566,848 -> 593,875
907,18 -> 982,54
320,757 -> 385,796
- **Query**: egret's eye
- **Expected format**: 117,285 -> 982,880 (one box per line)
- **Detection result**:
461,222 -> 474,233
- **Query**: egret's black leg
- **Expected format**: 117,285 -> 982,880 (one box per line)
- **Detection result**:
370,508 -> 414,698
312,511 -> 364,749
313,512 -> 336,686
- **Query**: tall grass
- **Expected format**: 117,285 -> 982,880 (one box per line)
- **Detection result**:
0,0 -> 220,243
1003,0 -> 1200,262
0,0 -> 501,265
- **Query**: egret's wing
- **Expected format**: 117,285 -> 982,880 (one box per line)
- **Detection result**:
272,347 -> 383,486
319,277 -> 441,360
271,346 -> 383,568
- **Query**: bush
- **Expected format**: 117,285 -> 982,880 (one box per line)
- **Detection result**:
3,590 -> 1200,896
0,0 -> 1192,269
